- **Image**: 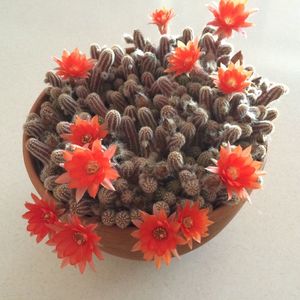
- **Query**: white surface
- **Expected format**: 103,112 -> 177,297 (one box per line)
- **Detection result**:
0,1 -> 299,299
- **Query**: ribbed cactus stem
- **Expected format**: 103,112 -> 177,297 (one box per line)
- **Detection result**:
90,43 -> 101,60
137,107 -> 157,130
45,71 -> 62,87
217,55 -> 230,67
256,85 -> 287,106
26,138 -> 52,165
213,97 -> 230,122
167,151 -> 184,171
85,93 -> 107,118
121,189 -> 134,205
105,109 -> 122,132
101,209 -> 116,226
220,124 -> 242,144
141,52 -> 157,74
50,149 -> 65,165
139,174 -> 158,194
133,29 -> 145,50
69,198 -> 95,217
141,72 -> 155,89
23,118 -> 46,139
75,85 -> 89,99
265,108 -> 279,121
115,210 -> 131,229
217,44 -> 233,57
153,201 -> 170,216
190,108 -> 209,130
123,105 -> 138,122
201,33 -> 216,55
44,175 -> 59,191
40,101 -> 61,125
180,122 -> 196,144
155,125 -> 169,150
120,161 -> 135,179
252,121 -> 274,135
123,79 -> 140,99
182,179 -> 201,196
58,94 -> 80,116
53,184 -> 73,203
157,76 -> 174,97
90,48 -> 115,92
121,55 -> 136,79
113,178 -> 129,192
120,116 -> 139,154
109,91 -> 128,113
56,121 -> 71,135
157,36 -> 171,65
153,94 -> 169,110
112,45 -> 125,66
168,132 -> 186,151
139,126 -> 154,158
181,27 -> 194,44
144,40 -> 156,54
97,188 -> 117,206
252,144 -> 267,161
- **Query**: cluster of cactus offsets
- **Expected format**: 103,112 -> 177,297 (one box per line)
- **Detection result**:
24,26 -> 287,229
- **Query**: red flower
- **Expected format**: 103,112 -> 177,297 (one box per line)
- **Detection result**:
56,140 -> 119,202
47,216 -> 103,273
214,61 -> 252,94
22,193 -> 59,243
206,144 -> 265,202
131,208 -> 186,269
177,201 -> 213,249
166,40 -> 201,77
208,0 -> 256,38
61,115 -> 107,147
54,48 -> 95,79
150,8 -> 175,35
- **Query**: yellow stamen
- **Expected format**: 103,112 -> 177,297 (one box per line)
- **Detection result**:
183,216 -> 193,229
227,166 -> 239,180
152,226 -> 168,240
86,161 -> 99,175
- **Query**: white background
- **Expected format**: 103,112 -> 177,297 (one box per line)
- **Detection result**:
0,0 -> 299,299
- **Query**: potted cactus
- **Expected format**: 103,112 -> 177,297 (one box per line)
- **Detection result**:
22,1 -> 287,273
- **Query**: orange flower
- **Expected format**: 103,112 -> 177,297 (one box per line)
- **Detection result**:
177,201 -> 213,249
22,193 -> 60,243
166,40 -> 201,77
61,115 -> 107,147
54,48 -> 95,79
131,208 -> 186,269
206,143 -> 265,202
56,140 -> 119,202
214,61 -> 252,94
47,216 -> 103,273
208,0 -> 256,38
150,8 -> 175,35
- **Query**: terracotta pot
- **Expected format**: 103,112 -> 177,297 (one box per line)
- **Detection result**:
23,90 -> 251,260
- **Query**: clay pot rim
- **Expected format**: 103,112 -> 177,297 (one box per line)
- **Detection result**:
22,89 -> 246,236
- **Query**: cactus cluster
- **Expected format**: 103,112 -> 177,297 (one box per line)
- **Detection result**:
24,26 -> 287,229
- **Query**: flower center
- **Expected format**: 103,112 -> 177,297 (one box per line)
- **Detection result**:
224,17 -> 234,25
81,134 -> 92,144
152,226 -> 168,240
183,216 -> 193,229
227,166 -> 239,180
227,78 -> 237,87
86,160 -> 100,175
184,56 -> 193,66
43,211 -> 55,223
73,232 -> 87,245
